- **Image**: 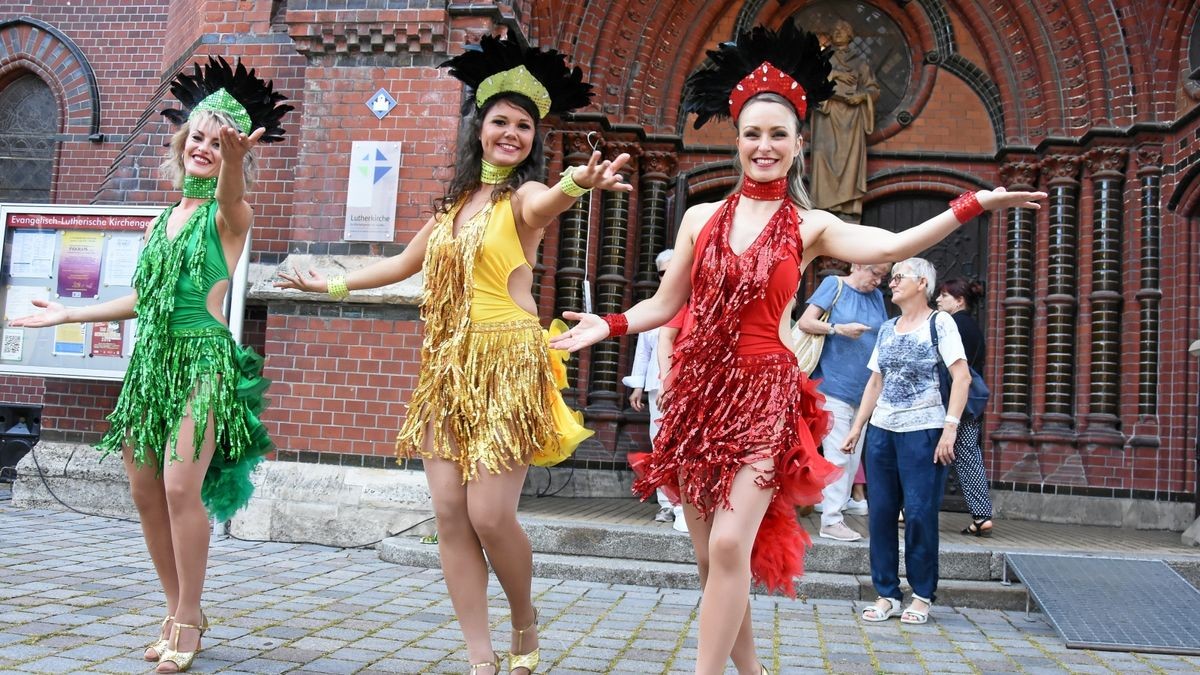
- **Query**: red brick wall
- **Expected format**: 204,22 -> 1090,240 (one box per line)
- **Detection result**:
0,376 -> 44,407
873,72 -> 994,154
263,312 -> 423,458
285,65 -> 459,248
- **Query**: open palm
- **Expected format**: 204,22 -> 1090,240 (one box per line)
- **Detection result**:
548,311 -> 611,353
9,299 -> 69,328
275,266 -> 329,293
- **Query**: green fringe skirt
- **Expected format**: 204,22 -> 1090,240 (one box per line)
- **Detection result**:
97,325 -> 273,521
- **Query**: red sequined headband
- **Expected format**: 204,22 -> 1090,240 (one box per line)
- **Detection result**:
728,61 -> 809,121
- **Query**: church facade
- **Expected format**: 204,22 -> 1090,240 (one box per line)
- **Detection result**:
1,0 -> 1197,526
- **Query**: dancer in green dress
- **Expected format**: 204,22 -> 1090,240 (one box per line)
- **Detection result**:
11,57 -> 291,673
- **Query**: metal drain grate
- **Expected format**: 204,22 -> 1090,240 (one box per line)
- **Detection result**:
1006,553 -> 1200,655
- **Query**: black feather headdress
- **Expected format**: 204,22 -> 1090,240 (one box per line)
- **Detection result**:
683,21 -> 833,129
161,56 -> 293,143
441,35 -> 593,118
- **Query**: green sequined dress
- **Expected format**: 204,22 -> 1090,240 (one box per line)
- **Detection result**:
96,200 -> 273,521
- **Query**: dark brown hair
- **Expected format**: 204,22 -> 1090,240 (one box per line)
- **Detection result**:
938,277 -> 985,310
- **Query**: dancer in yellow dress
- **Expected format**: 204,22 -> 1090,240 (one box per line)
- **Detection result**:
277,35 -> 630,674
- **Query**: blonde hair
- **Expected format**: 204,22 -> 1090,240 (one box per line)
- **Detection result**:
732,92 -> 813,209
161,109 -> 257,190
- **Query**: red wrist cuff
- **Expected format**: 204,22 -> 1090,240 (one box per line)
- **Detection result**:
949,191 -> 984,224
602,313 -> 629,338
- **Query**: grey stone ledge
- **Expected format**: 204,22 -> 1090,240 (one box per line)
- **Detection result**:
247,255 -> 423,305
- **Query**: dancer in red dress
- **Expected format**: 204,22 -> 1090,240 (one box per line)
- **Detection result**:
551,22 -> 1044,675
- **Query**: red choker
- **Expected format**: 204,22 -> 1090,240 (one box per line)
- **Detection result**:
740,177 -> 788,201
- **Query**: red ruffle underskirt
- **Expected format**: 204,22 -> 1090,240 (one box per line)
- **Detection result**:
632,351 -> 838,597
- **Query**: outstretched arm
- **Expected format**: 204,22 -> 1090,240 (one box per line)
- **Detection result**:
516,150 -> 633,231
214,125 -> 266,238
550,202 -> 712,352
808,188 -> 1046,265
9,293 -> 138,328
275,215 -> 437,294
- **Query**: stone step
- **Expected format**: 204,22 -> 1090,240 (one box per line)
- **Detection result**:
519,516 -> 1001,581
376,534 -> 1028,610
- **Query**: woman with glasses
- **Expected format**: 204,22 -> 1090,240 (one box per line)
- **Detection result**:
550,22 -> 1043,673
796,263 -> 891,543
841,258 -> 969,626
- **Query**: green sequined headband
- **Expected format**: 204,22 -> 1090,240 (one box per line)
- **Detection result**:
162,56 -> 293,143
189,88 -> 252,134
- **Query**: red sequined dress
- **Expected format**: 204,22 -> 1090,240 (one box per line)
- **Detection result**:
632,188 -> 838,596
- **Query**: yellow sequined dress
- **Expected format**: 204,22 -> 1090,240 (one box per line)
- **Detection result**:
395,195 -> 592,480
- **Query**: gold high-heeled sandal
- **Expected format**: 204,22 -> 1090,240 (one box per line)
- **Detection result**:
156,619 -> 206,673
508,610 -> 540,674
468,651 -> 501,673
144,615 -> 173,662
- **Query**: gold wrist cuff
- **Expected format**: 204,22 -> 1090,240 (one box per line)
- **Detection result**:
327,275 -> 349,301
557,167 -> 591,198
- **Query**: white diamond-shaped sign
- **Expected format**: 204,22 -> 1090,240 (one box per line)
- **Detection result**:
366,88 -> 397,119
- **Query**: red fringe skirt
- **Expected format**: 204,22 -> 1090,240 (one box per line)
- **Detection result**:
632,351 -> 838,596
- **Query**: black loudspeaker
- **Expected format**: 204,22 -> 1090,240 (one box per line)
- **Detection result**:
0,405 -> 40,482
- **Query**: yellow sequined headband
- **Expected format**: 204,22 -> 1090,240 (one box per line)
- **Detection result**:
475,65 -> 551,118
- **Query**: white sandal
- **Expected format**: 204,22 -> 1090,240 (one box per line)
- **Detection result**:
900,594 -> 931,624
861,597 -> 901,622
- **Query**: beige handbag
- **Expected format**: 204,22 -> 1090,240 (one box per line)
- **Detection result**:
791,277 -> 844,375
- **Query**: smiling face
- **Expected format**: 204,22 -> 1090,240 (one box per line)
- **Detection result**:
478,98 -> 537,167
736,99 -> 803,183
182,115 -> 225,179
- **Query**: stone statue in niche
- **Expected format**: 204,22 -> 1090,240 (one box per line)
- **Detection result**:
810,20 -> 880,221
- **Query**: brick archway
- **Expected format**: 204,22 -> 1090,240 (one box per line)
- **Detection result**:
0,17 -> 103,142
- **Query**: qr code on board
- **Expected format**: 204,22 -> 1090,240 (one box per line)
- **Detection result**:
1,329 -> 23,360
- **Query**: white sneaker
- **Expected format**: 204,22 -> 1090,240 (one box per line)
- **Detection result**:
845,498 -> 868,516
819,522 -> 863,542
672,513 -> 688,533
654,506 -> 675,522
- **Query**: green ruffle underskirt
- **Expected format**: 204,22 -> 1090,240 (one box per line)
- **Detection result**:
97,326 -> 273,521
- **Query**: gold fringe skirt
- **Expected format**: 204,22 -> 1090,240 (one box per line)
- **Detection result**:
396,318 -> 592,481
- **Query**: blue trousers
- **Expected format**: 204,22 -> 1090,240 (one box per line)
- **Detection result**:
865,425 -> 949,603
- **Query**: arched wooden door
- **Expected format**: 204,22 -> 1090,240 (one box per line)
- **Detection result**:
862,193 -> 990,322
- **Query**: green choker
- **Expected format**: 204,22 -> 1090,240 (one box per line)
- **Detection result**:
182,175 -> 217,199
480,160 -> 515,185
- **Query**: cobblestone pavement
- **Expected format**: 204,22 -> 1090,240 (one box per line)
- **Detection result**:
2,502 -> 1198,674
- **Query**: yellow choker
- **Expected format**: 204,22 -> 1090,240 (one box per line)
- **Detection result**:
481,160 -> 515,185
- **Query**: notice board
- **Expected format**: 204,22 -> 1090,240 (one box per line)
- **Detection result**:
0,204 -> 161,380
